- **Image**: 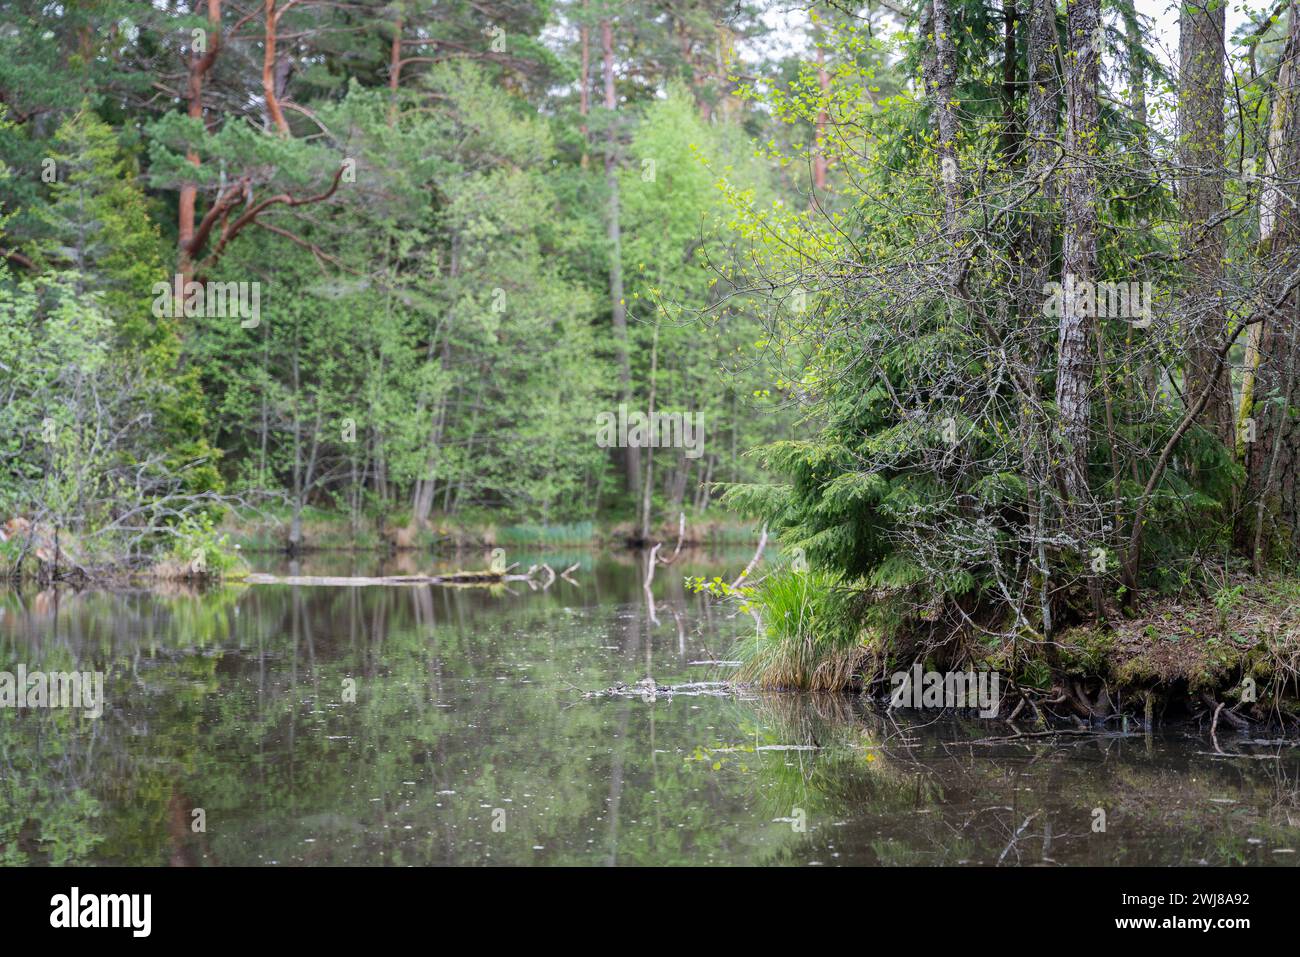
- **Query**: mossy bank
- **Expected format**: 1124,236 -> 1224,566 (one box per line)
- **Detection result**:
733,570 -> 1300,734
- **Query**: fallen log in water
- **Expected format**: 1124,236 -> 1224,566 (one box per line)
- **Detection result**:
243,562 -> 579,589
243,572 -> 523,587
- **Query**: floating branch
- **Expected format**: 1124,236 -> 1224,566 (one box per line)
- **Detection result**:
582,678 -> 745,700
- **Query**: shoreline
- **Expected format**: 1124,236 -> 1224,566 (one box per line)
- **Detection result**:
5,524 -> 1297,733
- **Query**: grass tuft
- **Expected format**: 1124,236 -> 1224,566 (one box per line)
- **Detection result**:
732,569 -> 870,691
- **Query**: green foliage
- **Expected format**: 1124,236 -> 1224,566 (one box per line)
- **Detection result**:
35,107 -> 221,497
168,514 -> 245,579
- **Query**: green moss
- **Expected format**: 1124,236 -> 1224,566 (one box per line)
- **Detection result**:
1115,656 -> 1161,686
1056,626 -> 1116,677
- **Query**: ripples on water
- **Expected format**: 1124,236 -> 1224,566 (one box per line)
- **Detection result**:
1,550 -> 1298,866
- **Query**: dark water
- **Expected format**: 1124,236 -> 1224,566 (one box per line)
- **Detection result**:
1,550 -> 1298,866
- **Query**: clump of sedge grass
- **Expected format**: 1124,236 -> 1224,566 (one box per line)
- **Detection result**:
732,569 -> 869,692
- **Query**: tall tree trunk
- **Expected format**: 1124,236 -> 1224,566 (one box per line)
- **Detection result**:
1240,4 -> 1299,450
1123,5 -> 1148,138
263,0 -> 291,135
601,18 -> 639,494
1023,0 -> 1058,311
1057,0 -> 1100,506
1021,0 -> 1060,633
178,0 -> 223,292
290,334 -> 303,554
411,393 -> 448,524
927,0 -> 962,239
1243,2 -> 1300,562
1001,0 -> 1019,159
1124,5 -> 1160,402
1178,1 -> 1234,446
1057,0 -> 1103,617
373,429 -> 388,503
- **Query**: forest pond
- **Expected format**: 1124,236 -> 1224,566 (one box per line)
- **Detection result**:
2,550 -> 1299,866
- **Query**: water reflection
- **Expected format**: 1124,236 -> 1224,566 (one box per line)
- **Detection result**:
1,550 -> 1298,866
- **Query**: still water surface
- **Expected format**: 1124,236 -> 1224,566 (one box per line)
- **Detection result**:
2,550 -> 1298,866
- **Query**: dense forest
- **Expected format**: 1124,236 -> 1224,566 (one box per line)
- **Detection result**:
0,0 -> 819,561
2,0 -> 1300,698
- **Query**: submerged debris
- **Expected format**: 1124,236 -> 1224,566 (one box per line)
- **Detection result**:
582,677 -> 745,700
